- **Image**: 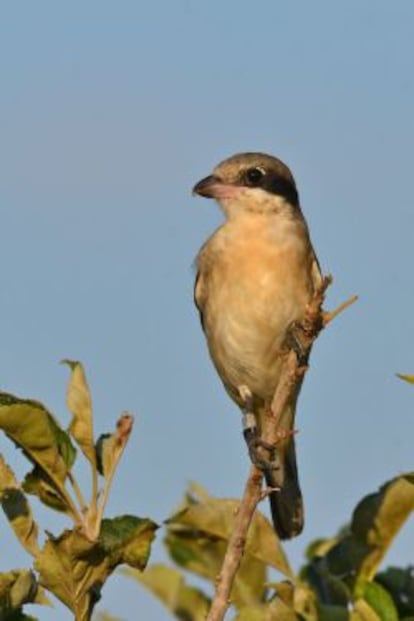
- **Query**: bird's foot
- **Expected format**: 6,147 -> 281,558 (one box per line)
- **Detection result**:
275,427 -> 299,441
283,320 -> 309,365
239,385 -> 280,473
243,422 -> 279,472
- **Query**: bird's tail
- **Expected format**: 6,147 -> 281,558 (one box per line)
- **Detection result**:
264,438 -> 304,539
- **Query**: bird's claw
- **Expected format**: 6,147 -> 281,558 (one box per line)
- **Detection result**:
240,385 -> 282,473
243,425 -> 280,472
283,320 -> 309,365
276,427 -> 299,441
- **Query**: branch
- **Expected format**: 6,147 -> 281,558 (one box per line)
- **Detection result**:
91,412 -> 134,540
206,275 -> 352,621
323,294 -> 358,326
205,465 -> 263,620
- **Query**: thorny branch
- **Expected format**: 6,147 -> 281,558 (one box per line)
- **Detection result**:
206,276 -> 357,621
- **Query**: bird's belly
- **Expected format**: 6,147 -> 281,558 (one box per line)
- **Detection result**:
204,267 -> 309,404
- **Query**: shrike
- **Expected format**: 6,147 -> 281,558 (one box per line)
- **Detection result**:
192,152 -> 322,539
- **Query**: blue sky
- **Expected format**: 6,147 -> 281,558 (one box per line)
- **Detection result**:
1,2 -> 414,619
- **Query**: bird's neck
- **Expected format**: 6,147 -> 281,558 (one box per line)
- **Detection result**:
216,208 -> 308,252
218,192 -> 300,221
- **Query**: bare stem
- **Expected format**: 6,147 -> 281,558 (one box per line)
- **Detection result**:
59,489 -> 84,530
323,294 -> 358,326
206,466 -> 263,620
94,456 -> 117,536
41,468 -> 84,530
206,355 -> 299,621
87,460 -> 99,530
67,471 -> 88,515
206,275 -> 350,621
91,413 -> 134,540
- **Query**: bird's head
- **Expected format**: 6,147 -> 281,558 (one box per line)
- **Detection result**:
192,152 -> 300,219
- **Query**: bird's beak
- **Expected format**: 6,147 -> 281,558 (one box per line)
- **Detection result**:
192,175 -> 221,198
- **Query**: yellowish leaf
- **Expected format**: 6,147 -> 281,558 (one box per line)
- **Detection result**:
0,569 -> 50,610
63,360 -> 96,466
351,599 -> 381,620
36,518 -> 157,616
396,373 -> 414,384
0,455 -> 39,557
168,496 -> 293,579
353,474 -> 414,585
125,564 -> 209,621
0,393 -> 76,509
95,413 -> 134,480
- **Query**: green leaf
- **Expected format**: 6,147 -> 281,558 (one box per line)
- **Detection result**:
302,556 -> 352,606
324,535 -> 369,581
0,570 -> 36,609
307,474 -> 414,597
0,569 -> 50,616
167,491 -> 293,579
165,526 -> 266,608
267,581 -> 295,608
125,564 -> 210,621
362,582 -> 398,621
23,467 -> 69,513
62,360 -> 96,466
305,534 -> 344,560
35,530 -> 100,619
99,515 -> 158,570
186,481 -> 212,504
351,473 -> 414,587
54,426 -> 77,470
318,605 -> 349,621
0,393 -> 76,512
233,607 -> 265,621
235,598 -> 299,620
0,613 -> 39,620
164,485 -> 292,607
0,456 -> 39,557
35,518 -> 157,618
293,583 -> 319,621
376,567 -> 414,617
350,599 -> 381,620
396,373 -> 414,384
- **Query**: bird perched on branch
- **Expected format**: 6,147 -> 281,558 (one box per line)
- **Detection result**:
193,152 -> 322,539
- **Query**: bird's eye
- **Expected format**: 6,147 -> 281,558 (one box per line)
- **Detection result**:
245,167 -> 266,186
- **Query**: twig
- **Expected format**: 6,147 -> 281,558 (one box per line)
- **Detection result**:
323,294 -> 358,326
205,465 -> 264,620
92,412 -> 134,540
67,471 -> 88,516
206,276 -> 352,621
89,453 -> 99,527
206,355 -> 299,621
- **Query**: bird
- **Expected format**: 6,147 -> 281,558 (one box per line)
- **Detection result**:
192,152 -> 322,539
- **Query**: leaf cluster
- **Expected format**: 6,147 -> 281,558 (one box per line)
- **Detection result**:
126,478 -> 414,621
0,366 -> 413,620
0,362 -> 157,621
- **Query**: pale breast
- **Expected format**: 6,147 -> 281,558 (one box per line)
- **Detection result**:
196,217 -> 316,404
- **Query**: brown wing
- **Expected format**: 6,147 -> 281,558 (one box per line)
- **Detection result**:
193,269 -> 206,331
311,250 -> 323,293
